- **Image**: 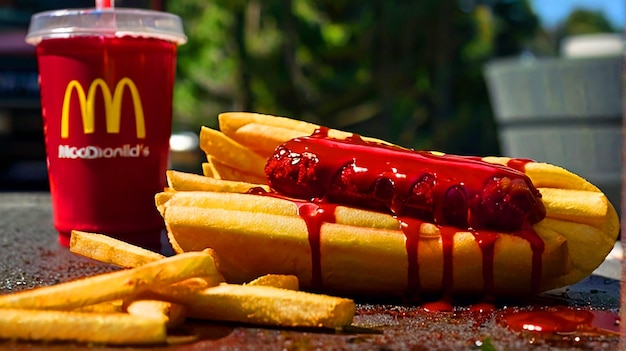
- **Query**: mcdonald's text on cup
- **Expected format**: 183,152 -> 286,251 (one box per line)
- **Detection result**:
58,144 -> 150,159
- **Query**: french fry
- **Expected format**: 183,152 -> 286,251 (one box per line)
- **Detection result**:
218,112 -> 392,158
218,112 -> 318,137
150,283 -> 355,330
525,162 -> 601,192
73,300 -> 123,313
206,155 -> 268,184
166,169 -> 268,193
68,231 -> 225,293
156,191 -> 175,214
0,309 -> 166,345
162,191 -> 295,217
232,123 -> 307,158
161,190 -> 399,230
246,274 -> 300,290
0,251 -> 218,310
69,230 -> 226,301
171,275 -> 224,291
125,299 -> 186,328
204,158 -> 220,179
199,126 -> 266,178
539,188 -> 610,226
202,162 -> 215,177
69,230 -> 165,268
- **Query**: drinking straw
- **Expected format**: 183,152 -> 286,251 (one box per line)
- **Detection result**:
95,0 -> 117,31
95,0 -> 114,9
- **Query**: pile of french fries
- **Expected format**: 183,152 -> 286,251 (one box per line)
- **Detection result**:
160,112 -> 619,297
0,231 -> 355,345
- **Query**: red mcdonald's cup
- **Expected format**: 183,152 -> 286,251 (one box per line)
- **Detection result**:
25,8 -> 187,249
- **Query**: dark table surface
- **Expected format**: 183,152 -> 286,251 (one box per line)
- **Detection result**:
0,192 -> 621,350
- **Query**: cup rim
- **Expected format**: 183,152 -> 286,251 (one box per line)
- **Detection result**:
25,8 -> 187,45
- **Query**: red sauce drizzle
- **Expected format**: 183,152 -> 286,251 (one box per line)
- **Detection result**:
248,187 -> 337,290
506,158 -> 534,173
398,217 -> 421,296
266,130 -> 546,232
295,202 -> 337,290
516,225 -> 545,294
439,226 -> 455,292
472,231 -> 499,295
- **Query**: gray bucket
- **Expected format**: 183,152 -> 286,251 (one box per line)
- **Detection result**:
484,55 -> 623,210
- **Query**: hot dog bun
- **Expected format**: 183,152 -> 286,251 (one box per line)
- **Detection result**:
158,112 -> 619,299
161,191 -> 570,298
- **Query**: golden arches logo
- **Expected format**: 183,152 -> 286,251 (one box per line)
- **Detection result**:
61,77 -> 146,139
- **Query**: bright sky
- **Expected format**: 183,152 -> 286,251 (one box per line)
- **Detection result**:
530,0 -> 624,29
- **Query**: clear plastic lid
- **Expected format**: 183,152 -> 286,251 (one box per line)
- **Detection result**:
25,8 -> 187,45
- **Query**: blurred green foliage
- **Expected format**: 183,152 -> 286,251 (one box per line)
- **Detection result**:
554,9 -> 617,46
524,8 -> 619,58
167,0 -> 541,155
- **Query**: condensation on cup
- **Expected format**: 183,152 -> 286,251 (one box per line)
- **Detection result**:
25,8 -> 187,249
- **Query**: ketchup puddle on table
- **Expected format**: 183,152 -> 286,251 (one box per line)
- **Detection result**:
357,302 -> 619,349
421,300 -> 620,336
500,306 -> 620,335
